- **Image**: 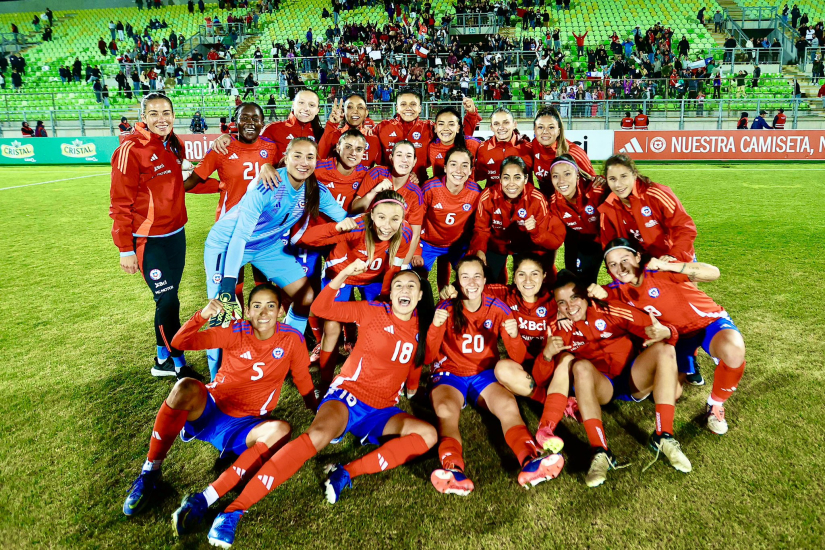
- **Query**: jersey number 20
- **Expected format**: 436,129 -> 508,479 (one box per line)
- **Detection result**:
461,334 -> 484,353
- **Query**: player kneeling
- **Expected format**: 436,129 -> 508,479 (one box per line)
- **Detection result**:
537,270 -> 691,487
122,284 -> 317,534
204,261 -> 436,548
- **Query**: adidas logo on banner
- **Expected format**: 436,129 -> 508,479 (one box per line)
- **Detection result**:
258,474 -> 274,490
563,212 -> 572,219
619,138 -> 644,154
149,154 -> 158,162
433,203 -> 443,209
240,351 -> 252,360
389,131 -> 397,137
384,325 -> 395,334
229,153 -> 239,159
493,208 -> 502,214
486,158 -> 495,164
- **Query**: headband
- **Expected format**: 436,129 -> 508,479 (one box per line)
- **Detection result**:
371,198 -> 407,211
603,245 -> 638,259
550,159 -> 579,172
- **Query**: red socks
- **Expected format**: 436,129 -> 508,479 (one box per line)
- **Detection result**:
504,425 -> 540,466
540,393 -> 568,432
583,418 -> 608,450
319,349 -> 339,386
209,437 -> 285,498
147,401 -> 190,463
307,316 -> 322,342
711,360 -> 746,403
438,437 -> 465,471
225,433 -> 317,513
344,433 -> 430,479
655,404 -> 675,436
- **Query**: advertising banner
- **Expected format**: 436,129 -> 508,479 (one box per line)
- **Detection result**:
613,130 -> 825,161
475,129 -> 615,161
0,137 -> 120,165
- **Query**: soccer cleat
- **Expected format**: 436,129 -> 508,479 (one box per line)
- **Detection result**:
172,492 -> 209,536
705,403 -> 729,435
151,357 -> 177,377
645,433 -> 692,473
518,454 -> 565,488
430,468 -> 474,496
176,364 -> 205,382
339,341 -> 354,356
123,469 -> 161,516
564,396 -> 582,422
207,510 -> 244,548
535,424 -> 565,454
324,464 -> 352,504
686,365 -> 705,386
585,449 -> 625,488
309,343 -> 322,363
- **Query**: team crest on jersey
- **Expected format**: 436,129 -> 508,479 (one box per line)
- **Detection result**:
484,320 -> 493,329
149,269 -> 162,281
641,206 -> 652,217
594,319 -> 607,331
585,205 -> 595,215
299,199 -> 306,208
212,273 -> 222,284
536,307 -> 547,318
260,150 -> 268,158
517,208 -> 527,218
272,348 -> 284,359
352,182 -> 359,189
648,288 -> 660,298
463,203 -> 472,212
412,132 -> 421,140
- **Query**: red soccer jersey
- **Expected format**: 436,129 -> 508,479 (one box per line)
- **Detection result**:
532,139 -> 596,196
604,270 -> 727,337
193,137 -> 280,221
314,157 -> 371,211
427,136 -> 482,179
420,177 -> 482,248
299,216 -> 413,292
549,178 -> 606,238
356,165 -> 425,226
311,286 -> 422,408
170,313 -> 314,418
598,178 -> 697,262
426,294 -> 527,377
485,284 -> 558,362
317,119 -> 382,168
260,113 -> 318,163
474,132 -> 534,186
469,182 -> 565,257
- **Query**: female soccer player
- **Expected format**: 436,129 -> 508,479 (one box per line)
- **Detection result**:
538,270 -> 690,487
299,190 -> 412,392
531,106 -> 596,198
318,93 -> 381,168
122,284 -> 316,531
203,138 -> 347,336
473,106 -> 533,186
427,256 -> 564,496
427,106 -> 482,179
205,262 -> 436,548
470,156 -> 565,282
598,154 -> 697,263
109,92 -> 200,380
548,154 -> 607,285
593,238 -> 746,434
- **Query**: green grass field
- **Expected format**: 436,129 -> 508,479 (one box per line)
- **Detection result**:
1,163 -> 824,549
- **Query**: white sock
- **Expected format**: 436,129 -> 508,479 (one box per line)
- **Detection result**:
203,485 -> 219,506
142,459 -> 162,473
707,395 -> 724,407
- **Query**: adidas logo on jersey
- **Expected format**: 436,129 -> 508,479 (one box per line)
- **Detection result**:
436,153 -> 443,159
240,351 -> 252,360
384,325 -> 395,334
326,182 -> 335,188
493,208 -> 502,215
286,134 -> 294,140
433,203 -> 443,209
487,158 -> 495,164
389,131 -> 397,137
358,249 -> 368,255
228,153 -> 239,160
149,154 -> 158,162
563,212 -> 572,219
258,474 -> 274,490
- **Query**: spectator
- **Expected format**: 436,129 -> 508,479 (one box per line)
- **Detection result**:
266,94 -> 277,121
751,109 -> 771,129
781,4 -> 789,26
724,35 -> 737,62
678,35 -> 689,57
188,0 -> 194,14
117,21 -> 125,41
737,111 -> 748,129
222,72 -> 234,95
0,72 -> 5,90
773,108 -> 787,129
42,26 -> 53,41
713,10 -> 723,33
818,81 -> 825,108
572,29 -> 588,57
35,120 -> 48,137
45,8 -> 53,26
190,111 -> 207,133
59,66 -> 70,84
791,4 -> 800,28
136,0 -> 143,9
199,0 -> 206,14
11,23 -> 19,44
243,72 -> 258,99
98,38 -> 107,56
11,68 -> 22,92
109,20 -> 117,41
21,121 -> 34,136
697,7 -> 706,25
93,79 -> 103,103
119,116 -> 133,134
32,14 -> 41,32
735,69 -> 748,98
696,91 -> 705,117
752,63 -> 761,88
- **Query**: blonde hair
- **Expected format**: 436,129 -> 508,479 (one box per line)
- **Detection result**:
364,190 -> 407,264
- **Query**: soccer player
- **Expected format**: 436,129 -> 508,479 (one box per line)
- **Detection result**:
599,154 -> 697,263
110,92 -> 201,380
203,138 -> 347,337
594,238 -> 746,434
474,106 -> 533,187
419,147 -> 481,289
352,140 -> 424,268
122,285 -> 317,530
536,270 -> 690,487
204,262 -> 437,548
469,156 -> 565,282
428,106 -> 482,179
317,93 -> 381,167
531,107 -> 596,199
427,256 -> 564,495
298,190 -> 413,393
548,154 -> 607,285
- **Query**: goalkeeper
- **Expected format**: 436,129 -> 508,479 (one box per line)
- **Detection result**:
203,138 -> 347,379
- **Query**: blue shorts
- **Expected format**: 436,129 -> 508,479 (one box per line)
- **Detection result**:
180,392 -> 265,457
286,245 -> 322,280
321,276 -> 383,302
430,369 -> 498,408
675,316 -> 739,375
607,362 -> 646,403
320,387 -> 404,445
420,240 -> 469,272
204,240 -> 308,299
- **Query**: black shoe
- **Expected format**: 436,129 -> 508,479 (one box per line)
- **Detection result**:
686,365 -> 705,386
175,364 -> 204,382
151,357 -> 177,378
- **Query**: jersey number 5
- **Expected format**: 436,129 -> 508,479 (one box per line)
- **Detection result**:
461,334 -> 484,353
391,341 -> 414,363
251,362 -> 265,381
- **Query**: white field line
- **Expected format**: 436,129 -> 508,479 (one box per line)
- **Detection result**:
0,173 -> 109,191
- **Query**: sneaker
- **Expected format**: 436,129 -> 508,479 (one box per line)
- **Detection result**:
176,364 -> 205,382
686,366 -> 705,386
123,469 -> 161,516
585,449 -> 625,488
645,433 -> 692,473
309,343 -> 322,363
705,403 -> 728,435
207,510 -> 244,548
517,454 -> 565,488
430,468 -> 474,496
535,425 -> 565,454
324,464 -> 352,504
563,396 -> 581,422
151,357 -> 177,378
172,492 -> 209,536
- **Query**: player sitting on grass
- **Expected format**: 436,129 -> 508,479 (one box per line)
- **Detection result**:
122,284 -> 318,535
